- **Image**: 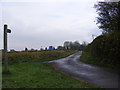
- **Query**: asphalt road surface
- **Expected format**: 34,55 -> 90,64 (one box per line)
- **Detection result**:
43,51 -> 119,88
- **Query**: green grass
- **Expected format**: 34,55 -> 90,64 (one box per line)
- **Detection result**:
80,51 -> 119,71
2,63 -> 99,88
0,64 -> 1,89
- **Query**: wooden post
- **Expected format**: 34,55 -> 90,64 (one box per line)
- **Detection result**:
3,24 -> 11,74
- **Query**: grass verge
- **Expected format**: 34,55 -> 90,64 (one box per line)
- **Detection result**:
2,63 -> 99,88
80,51 -> 119,71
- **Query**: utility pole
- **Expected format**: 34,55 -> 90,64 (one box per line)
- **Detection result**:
92,34 -> 97,40
92,34 -> 94,40
3,24 -> 11,74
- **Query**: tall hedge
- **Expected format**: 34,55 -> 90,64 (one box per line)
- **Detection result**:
85,32 -> 120,64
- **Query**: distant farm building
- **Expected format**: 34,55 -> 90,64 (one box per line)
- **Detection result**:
48,46 -> 55,50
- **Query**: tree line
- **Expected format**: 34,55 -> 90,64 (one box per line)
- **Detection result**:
9,41 -> 87,52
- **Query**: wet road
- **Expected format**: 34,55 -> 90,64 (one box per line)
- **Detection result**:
44,51 -> 119,88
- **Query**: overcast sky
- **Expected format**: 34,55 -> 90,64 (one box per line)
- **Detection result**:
0,0 -> 102,51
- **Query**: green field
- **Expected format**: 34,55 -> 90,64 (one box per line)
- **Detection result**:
2,50 -> 99,88
7,50 -> 77,64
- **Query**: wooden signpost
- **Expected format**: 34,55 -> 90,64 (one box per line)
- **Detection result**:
3,24 -> 11,74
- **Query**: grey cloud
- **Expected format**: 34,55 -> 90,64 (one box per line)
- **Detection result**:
1,0 -> 101,51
